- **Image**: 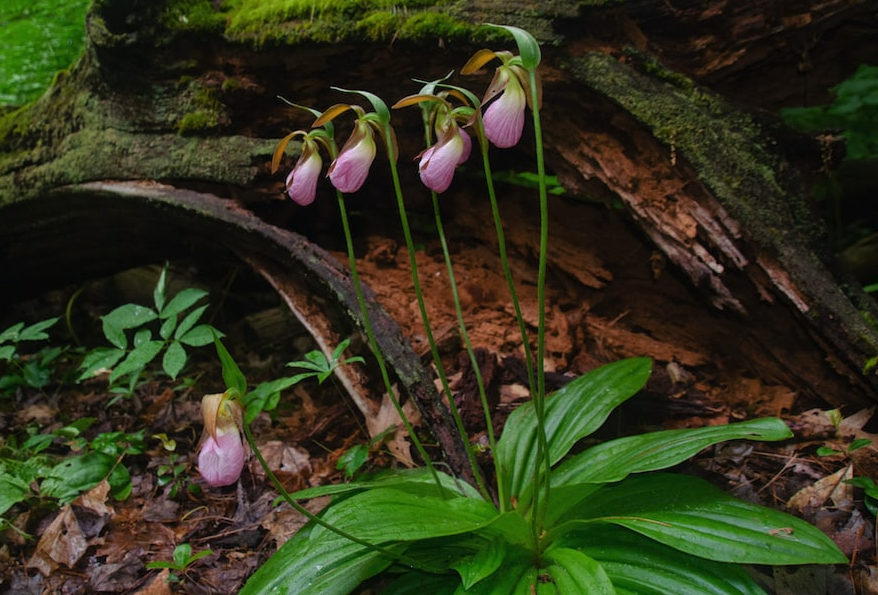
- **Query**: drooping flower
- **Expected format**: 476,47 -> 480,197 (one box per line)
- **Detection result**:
418,123 -> 471,193
198,392 -> 245,487
328,119 -> 377,193
482,65 -> 526,149
285,137 -> 323,206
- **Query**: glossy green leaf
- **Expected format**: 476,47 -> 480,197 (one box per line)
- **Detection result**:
558,525 -> 769,595
310,488 -> 498,543
174,304 -> 209,340
542,547 -> 615,595
559,473 -> 847,565
162,341 -> 187,379
41,452 -> 114,504
239,521 -> 394,595
546,417 -> 792,523
17,317 -> 59,342
102,304 -> 157,348
153,266 -> 168,312
0,472 -> 30,515
214,334 -> 247,396
78,347 -> 125,380
160,287 -> 208,319
109,340 -> 163,382
178,323 -> 215,347
496,358 -> 651,507
289,467 -> 484,501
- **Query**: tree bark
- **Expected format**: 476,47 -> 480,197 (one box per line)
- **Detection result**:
1,0 -> 877,424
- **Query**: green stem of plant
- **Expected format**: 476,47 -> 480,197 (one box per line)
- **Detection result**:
528,66 -> 552,539
429,190 -> 493,503
473,114 -> 537,509
242,421 -> 441,572
334,185 -> 445,494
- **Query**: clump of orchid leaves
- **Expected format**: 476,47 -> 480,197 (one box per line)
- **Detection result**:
202,25 -> 846,595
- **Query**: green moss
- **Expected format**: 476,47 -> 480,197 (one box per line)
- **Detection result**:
398,12 -> 469,42
358,11 -> 401,42
177,111 -> 218,134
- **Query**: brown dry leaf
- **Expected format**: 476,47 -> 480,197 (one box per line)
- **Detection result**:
28,506 -> 88,576
256,441 -> 312,474
132,568 -> 173,595
788,465 -> 854,514
366,388 -> 420,467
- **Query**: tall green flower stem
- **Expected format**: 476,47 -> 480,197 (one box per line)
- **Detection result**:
427,188 -> 496,503
334,185 -> 445,493
524,58 -> 551,537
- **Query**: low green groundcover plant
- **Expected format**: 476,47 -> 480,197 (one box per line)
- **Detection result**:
191,24 -> 846,595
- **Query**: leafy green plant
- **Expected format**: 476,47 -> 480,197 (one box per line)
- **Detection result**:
243,337 -> 364,423
237,358 -> 845,595
78,266 -> 218,403
146,542 -> 213,582
0,317 -> 61,394
0,422 -> 143,534
203,24 -> 846,595
781,64 -> 878,161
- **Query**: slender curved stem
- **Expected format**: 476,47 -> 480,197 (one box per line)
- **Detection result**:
429,190 -> 494,503
335,186 -> 444,493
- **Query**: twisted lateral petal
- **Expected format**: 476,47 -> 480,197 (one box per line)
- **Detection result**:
328,123 -> 377,193
418,126 -> 471,193
198,431 -> 246,487
483,69 -> 526,149
286,142 -> 323,206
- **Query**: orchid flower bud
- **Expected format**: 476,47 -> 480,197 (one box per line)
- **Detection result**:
328,120 -> 376,193
285,137 -> 323,206
418,123 -> 471,193
198,392 -> 245,487
482,66 -> 526,149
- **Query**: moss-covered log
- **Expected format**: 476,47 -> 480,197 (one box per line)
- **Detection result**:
1,0 -> 877,426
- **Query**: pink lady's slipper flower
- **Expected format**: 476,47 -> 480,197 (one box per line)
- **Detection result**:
328,119 -> 377,193
482,65 -> 527,149
418,123 -> 471,193
285,137 -> 322,206
198,392 -> 245,487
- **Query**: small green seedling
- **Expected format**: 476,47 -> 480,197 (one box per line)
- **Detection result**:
146,543 -> 213,582
78,265 -> 218,403
0,317 -> 61,394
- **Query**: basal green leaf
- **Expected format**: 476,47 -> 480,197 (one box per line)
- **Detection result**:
496,358 -> 651,508
312,488 -> 498,543
451,535 -> 506,589
542,547 -> 614,595
239,522 -> 394,595
556,524 -> 769,595
160,287 -> 208,319
559,473 -> 847,565
162,340 -> 187,379
546,417 -> 792,523
289,467 -> 484,501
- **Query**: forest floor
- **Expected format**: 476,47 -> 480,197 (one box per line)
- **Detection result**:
1,185 -> 877,594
